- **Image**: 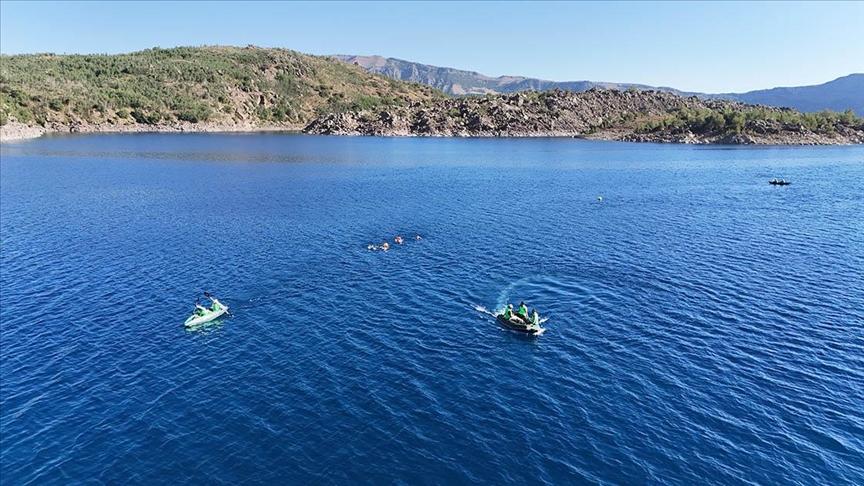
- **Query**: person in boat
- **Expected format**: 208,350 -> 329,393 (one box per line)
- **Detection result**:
195,305 -> 208,317
518,302 -> 529,322
503,304 -> 513,320
531,309 -> 539,326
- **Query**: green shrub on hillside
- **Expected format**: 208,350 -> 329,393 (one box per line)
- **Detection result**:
636,105 -> 863,136
131,109 -> 162,125
0,46 -> 448,127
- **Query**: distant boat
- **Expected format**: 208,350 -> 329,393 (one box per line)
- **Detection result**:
769,179 -> 791,185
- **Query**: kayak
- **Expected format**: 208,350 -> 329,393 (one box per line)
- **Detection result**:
184,299 -> 228,327
496,313 -> 545,334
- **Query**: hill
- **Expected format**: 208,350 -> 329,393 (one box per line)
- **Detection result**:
330,55 -> 864,115
1,46 -> 862,145
0,46 -> 446,131
304,88 -> 864,145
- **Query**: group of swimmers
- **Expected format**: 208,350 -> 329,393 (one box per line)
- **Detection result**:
502,301 -> 540,326
368,235 -> 422,251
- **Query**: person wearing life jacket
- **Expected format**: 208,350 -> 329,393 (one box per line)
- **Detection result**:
503,304 -> 513,320
518,302 -> 529,322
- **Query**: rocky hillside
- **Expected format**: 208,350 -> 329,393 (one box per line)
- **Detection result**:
3,46 -> 861,146
331,55 -> 864,116
0,46 -> 446,131
303,88 -> 864,145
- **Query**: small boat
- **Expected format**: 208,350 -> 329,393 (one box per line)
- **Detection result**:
184,294 -> 229,327
495,313 -> 545,334
769,179 -> 791,185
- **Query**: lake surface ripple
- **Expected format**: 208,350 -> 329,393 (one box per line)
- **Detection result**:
1,134 -> 862,484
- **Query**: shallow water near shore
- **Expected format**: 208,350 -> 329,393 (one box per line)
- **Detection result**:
2,133 -> 863,484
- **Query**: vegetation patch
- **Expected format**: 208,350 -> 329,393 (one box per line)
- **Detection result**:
637,106 -> 863,137
0,46 -> 447,127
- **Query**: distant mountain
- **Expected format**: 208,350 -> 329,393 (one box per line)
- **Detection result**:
709,74 -> 864,116
331,55 -> 690,96
331,55 -> 864,115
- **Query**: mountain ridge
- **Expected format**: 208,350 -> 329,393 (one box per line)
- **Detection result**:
330,55 -> 864,115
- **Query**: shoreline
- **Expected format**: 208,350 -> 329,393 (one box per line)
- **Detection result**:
2,121 -> 862,146
0,121 -> 305,143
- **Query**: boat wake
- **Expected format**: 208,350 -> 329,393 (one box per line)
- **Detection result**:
184,319 -> 226,333
474,304 -> 498,318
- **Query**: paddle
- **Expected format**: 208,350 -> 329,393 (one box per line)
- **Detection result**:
203,291 -> 233,317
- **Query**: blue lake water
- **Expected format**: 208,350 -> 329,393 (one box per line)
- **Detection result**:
1,133 -> 863,484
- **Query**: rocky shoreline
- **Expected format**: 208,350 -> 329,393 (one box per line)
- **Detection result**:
0,121 -> 304,143
4,89 -> 863,146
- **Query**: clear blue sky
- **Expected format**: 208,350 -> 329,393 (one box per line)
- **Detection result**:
1,0 -> 862,93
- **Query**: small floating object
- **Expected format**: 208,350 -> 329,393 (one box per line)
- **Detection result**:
769,179 -> 791,185
415,235 -> 422,240
395,236 -> 404,244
